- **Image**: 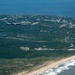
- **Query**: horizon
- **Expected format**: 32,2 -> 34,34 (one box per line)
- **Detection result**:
0,0 -> 75,17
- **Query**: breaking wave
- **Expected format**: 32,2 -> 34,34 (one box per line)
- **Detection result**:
38,58 -> 75,75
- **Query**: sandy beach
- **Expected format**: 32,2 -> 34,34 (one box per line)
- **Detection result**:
16,55 -> 75,75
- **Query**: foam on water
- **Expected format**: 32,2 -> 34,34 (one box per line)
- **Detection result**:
38,58 -> 75,75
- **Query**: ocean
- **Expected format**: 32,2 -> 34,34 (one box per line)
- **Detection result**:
0,0 -> 75,17
58,66 -> 75,75
38,58 -> 75,75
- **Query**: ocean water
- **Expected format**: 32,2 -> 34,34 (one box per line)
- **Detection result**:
38,58 -> 75,75
58,66 -> 75,75
0,0 -> 75,17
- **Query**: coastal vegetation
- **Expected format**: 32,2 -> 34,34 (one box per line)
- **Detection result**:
0,15 -> 75,75
0,50 -> 75,75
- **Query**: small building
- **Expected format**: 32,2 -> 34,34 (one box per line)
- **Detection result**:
20,46 -> 30,51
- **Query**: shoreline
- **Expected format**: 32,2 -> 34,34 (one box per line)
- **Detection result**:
16,55 -> 75,75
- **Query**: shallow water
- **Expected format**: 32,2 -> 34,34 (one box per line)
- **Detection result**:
58,66 -> 75,75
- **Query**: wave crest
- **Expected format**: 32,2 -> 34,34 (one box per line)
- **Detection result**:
38,58 -> 75,75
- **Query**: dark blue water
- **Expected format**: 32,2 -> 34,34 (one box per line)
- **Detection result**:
0,0 -> 75,17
